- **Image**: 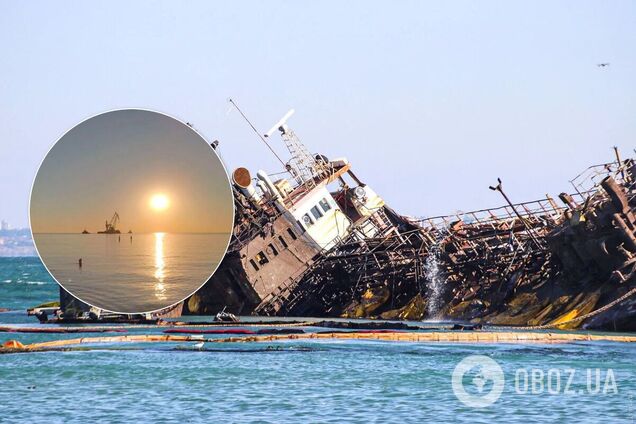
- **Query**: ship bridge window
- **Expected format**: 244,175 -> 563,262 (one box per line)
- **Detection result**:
255,251 -> 269,266
267,243 -> 279,256
278,235 -> 288,249
287,228 -> 298,240
249,259 -> 259,271
295,220 -> 306,234
310,205 -> 323,220
319,198 -> 332,212
302,213 -> 314,227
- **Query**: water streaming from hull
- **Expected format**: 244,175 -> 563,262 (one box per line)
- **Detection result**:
424,241 -> 446,318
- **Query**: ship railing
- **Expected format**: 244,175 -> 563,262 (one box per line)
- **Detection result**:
279,162 -> 349,208
412,156 -> 635,235
569,157 -> 634,196
413,196 -> 570,233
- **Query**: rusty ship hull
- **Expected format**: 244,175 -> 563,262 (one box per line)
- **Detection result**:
185,137 -> 636,331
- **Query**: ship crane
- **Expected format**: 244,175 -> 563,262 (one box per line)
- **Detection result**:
98,212 -> 121,234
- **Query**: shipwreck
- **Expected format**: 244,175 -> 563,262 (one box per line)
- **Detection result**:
55,108 -> 636,331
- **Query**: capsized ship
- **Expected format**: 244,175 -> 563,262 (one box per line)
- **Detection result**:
185,109 -> 402,315
180,113 -> 636,330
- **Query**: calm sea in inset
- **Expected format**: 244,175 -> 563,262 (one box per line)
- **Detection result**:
33,233 -> 226,312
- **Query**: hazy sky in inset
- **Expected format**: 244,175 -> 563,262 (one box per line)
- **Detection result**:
30,110 -> 233,234
1,1 -> 635,227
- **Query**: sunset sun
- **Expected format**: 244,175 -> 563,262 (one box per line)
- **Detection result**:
149,193 -> 170,211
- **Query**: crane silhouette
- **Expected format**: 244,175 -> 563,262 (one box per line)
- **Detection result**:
98,212 -> 121,234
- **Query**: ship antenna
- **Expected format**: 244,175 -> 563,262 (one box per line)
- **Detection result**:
228,98 -> 286,167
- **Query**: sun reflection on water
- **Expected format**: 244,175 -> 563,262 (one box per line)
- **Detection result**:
154,232 -> 167,301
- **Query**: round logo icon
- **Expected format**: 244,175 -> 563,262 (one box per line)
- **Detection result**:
452,355 -> 505,408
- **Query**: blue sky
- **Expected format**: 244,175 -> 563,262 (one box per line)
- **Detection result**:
1,0 -> 634,227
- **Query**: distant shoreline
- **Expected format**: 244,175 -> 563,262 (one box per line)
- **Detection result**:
0,229 -> 36,257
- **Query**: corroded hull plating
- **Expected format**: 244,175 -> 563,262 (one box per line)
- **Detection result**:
187,155 -> 636,332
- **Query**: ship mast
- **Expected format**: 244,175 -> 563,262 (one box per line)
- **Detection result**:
264,109 -> 318,186
229,99 -> 327,190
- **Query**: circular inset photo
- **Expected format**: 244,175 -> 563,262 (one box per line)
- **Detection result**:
30,109 -> 234,313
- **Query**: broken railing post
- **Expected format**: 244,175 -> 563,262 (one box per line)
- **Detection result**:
558,193 -> 579,210
614,146 -> 626,182
489,178 -> 543,249
601,176 -> 634,221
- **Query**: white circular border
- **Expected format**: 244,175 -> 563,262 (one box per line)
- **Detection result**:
28,108 -> 236,314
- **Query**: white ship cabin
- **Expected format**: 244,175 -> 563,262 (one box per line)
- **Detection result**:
251,157 -> 386,252
232,156 -> 388,302
229,108 -> 389,301
283,184 -> 350,251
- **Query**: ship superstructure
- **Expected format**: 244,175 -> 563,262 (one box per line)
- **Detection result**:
185,109 -> 398,315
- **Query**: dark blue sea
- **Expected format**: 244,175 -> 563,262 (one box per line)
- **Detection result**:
1,257 -> 635,423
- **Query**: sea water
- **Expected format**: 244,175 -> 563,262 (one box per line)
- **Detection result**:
1,257 -> 636,423
32,233 -> 228,312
